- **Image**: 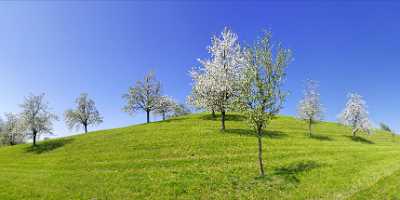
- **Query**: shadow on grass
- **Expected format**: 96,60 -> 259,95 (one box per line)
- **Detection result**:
25,138 -> 74,154
273,160 -> 321,184
345,135 -> 374,144
201,114 -> 246,121
155,117 -> 188,123
310,134 -> 333,141
253,160 -> 321,188
225,129 -> 287,139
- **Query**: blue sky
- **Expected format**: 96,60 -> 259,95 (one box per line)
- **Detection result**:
1,1 -> 399,137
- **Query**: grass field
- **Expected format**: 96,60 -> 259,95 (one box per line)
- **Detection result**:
0,113 -> 400,199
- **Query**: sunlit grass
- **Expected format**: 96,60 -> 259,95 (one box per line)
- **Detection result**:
0,113 -> 399,199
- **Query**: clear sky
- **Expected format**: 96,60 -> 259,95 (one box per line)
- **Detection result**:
1,1 -> 400,137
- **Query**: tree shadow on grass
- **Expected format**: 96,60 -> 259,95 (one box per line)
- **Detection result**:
344,135 -> 374,144
25,138 -> 74,154
224,129 -> 287,139
253,160 -> 321,189
201,114 -> 246,121
155,117 -> 188,123
273,160 -> 321,184
310,134 -> 333,141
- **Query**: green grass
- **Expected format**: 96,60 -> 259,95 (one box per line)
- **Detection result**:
0,113 -> 400,199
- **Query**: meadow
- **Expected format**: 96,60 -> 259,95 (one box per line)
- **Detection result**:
0,113 -> 399,199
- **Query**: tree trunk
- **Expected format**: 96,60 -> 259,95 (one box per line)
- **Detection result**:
352,128 -> 358,137
9,134 -> 14,145
308,118 -> 312,137
211,109 -> 216,118
221,110 -> 226,131
146,110 -> 150,123
84,124 -> 88,134
32,131 -> 37,146
162,112 -> 166,121
257,125 -> 265,176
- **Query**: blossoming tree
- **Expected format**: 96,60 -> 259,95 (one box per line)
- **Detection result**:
339,93 -> 371,137
298,80 -> 323,137
154,96 -> 177,121
123,71 -> 162,123
20,93 -> 58,146
189,27 -> 244,131
64,93 -> 103,134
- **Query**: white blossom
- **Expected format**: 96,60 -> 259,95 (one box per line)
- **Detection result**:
153,96 -> 177,120
20,93 -> 58,146
123,71 -> 162,123
0,113 -> 26,145
188,27 -> 245,130
64,93 -> 103,134
339,93 -> 371,136
297,80 -> 323,136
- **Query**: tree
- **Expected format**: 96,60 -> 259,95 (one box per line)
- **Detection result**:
154,97 -> 191,120
297,80 -> 323,137
189,27 -> 244,131
238,31 -> 291,176
339,93 -> 371,137
171,103 -> 191,118
380,122 -> 396,139
380,123 -> 392,132
0,117 -> 3,132
0,117 -> 5,146
20,93 -> 58,146
64,93 -> 103,134
123,71 -> 162,123
153,96 -> 177,120
2,113 -> 25,145
187,74 -> 218,118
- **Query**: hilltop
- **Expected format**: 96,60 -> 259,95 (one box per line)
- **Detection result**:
0,114 -> 399,199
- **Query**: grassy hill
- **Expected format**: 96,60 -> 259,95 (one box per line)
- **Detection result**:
0,113 -> 400,200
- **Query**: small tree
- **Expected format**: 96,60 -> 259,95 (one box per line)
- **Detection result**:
2,113 -> 25,145
238,31 -> 291,176
339,93 -> 371,137
189,27 -> 245,131
20,93 -> 58,146
123,71 -> 162,123
380,122 -> 396,139
297,80 -> 323,137
380,123 -> 392,132
65,93 -> 103,134
153,96 -> 176,120
171,103 -> 191,118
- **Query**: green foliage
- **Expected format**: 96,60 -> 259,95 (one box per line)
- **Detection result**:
0,114 -> 399,199
239,31 -> 291,134
380,122 -> 392,133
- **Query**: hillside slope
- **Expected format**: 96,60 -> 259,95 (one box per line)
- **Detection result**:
0,114 -> 399,199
